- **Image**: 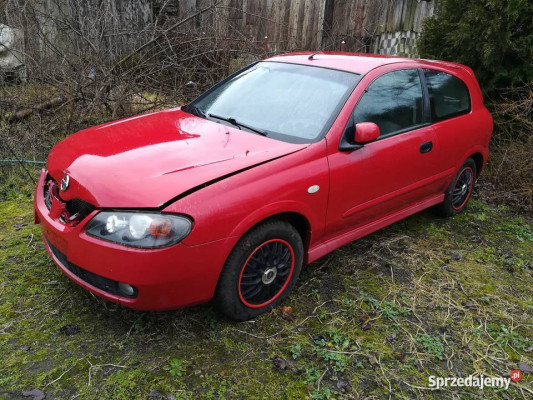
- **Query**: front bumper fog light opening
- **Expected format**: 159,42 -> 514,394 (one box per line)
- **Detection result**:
118,282 -> 137,298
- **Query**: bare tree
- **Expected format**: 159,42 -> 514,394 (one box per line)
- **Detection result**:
0,0 -> 390,168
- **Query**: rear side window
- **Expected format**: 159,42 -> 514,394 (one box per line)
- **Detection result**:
424,70 -> 471,122
354,69 -> 423,137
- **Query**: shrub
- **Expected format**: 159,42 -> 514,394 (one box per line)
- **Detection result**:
419,1 -> 532,210
418,0 -> 532,97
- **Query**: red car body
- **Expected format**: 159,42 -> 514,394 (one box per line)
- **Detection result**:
35,53 -> 492,311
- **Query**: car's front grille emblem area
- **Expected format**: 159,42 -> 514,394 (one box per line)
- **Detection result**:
46,238 -> 138,299
43,175 -> 94,226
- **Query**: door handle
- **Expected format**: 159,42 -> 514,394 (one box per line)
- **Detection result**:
420,141 -> 433,154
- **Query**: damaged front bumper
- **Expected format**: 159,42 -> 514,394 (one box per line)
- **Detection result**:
34,169 -> 232,310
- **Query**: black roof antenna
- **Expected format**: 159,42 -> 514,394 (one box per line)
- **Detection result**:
308,51 -> 321,60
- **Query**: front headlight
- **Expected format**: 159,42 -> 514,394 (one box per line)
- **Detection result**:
85,211 -> 192,248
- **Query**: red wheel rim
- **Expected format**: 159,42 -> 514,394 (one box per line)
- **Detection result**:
452,166 -> 474,210
238,239 -> 295,308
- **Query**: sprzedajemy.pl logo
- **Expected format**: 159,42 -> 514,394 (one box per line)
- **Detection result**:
428,370 -> 523,390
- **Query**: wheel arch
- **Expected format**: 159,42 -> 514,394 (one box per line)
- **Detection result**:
227,203 -> 315,264
258,211 -> 311,249
469,152 -> 484,177
455,145 -> 488,181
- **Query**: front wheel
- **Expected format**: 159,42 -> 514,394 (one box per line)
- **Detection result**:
436,158 -> 477,217
214,220 -> 303,321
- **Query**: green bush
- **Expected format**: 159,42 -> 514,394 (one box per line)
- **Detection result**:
418,0 -> 532,96
420,1 -> 533,210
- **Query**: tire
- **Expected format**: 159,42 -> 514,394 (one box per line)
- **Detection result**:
215,220 -> 304,321
436,158 -> 477,217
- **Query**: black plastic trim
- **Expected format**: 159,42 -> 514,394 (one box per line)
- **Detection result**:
418,68 -> 432,124
338,114 -> 364,151
46,238 -> 138,299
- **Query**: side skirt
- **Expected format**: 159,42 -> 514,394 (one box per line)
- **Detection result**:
307,194 -> 444,263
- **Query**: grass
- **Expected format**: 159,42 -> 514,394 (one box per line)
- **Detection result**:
0,170 -> 532,399
415,334 -> 445,361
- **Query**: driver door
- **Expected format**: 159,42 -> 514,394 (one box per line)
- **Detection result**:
326,68 -> 445,238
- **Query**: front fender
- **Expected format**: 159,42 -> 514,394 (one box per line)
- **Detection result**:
165,141 -> 329,248
227,200 -> 317,242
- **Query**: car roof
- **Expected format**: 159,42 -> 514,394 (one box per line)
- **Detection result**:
265,51 -> 468,75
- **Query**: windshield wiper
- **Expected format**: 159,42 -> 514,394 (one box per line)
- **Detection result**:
183,104 -> 206,118
207,113 -> 268,136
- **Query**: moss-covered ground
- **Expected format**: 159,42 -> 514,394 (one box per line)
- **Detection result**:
1,170 -> 532,399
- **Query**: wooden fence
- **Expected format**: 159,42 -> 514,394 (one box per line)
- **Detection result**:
155,0 -> 436,53
0,0 -> 437,80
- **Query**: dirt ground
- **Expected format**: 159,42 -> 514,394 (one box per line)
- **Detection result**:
0,173 -> 532,399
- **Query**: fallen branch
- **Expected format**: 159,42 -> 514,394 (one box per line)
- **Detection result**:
5,94 -> 68,122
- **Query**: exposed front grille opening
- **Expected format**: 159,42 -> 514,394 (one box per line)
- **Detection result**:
46,238 -> 138,299
65,198 -> 93,216
43,177 -> 57,210
62,198 -> 94,225
43,175 -> 94,225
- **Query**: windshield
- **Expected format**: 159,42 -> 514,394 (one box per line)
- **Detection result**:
185,61 -> 360,143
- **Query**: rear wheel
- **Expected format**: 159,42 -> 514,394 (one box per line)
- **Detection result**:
437,158 -> 476,217
215,220 -> 303,321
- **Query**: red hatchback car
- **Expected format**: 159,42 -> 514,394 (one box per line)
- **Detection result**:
35,52 -> 492,320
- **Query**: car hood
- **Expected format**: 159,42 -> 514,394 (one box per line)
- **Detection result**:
46,109 -> 307,208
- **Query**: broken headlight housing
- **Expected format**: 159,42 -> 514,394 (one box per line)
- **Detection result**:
86,211 -> 192,248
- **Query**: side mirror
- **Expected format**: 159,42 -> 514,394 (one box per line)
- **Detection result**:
354,122 -> 380,144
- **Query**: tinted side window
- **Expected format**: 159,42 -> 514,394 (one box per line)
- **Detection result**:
354,69 -> 423,137
424,69 -> 470,122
